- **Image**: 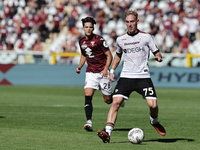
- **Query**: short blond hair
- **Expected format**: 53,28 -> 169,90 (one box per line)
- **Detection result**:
125,10 -> 138,20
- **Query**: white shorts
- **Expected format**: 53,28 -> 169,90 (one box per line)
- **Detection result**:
84,72 -> 112,95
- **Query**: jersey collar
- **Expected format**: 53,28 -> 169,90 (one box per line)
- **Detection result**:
127,29 -> 139,36
85,33 -> 94,40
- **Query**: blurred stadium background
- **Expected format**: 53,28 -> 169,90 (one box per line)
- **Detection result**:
1,1 -> 200,149
0,0 -> 200,87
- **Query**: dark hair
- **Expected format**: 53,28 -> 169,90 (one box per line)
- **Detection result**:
81,17 -> 96,27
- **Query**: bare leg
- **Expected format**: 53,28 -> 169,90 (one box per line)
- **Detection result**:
146,98 -> 166,136
105,97 -> 124,136
84,88 -> 95,96
146,98 -> 158,118
107,97 -> 123,122
102,94 -> 112,104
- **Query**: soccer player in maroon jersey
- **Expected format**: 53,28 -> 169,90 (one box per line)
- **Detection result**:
76,17 -> 113,132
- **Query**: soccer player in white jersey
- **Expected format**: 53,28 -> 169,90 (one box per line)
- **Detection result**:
97,10 -> 166,143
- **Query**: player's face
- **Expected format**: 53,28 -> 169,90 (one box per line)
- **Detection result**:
83,22 -> 94,38
125,15 -> 138,34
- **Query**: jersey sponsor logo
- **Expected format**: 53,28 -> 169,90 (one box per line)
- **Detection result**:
123,47 -> 145,53
124,42 -> 140,46
81,44 -> 87,49
103,41 -> 108,48
91,41 -> 95,47
85,47 -> 94,58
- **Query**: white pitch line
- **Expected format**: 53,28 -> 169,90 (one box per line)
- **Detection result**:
0,104 -> 200,109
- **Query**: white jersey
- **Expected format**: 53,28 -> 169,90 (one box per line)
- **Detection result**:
116,30 -> 159,78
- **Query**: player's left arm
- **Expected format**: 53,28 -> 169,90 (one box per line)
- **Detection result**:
153,51 -> 163,62
149,35 -> 163,62
101,50 -> 113,77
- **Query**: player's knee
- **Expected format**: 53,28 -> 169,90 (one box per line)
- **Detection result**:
103,95 -> 112,104
150,104 -> 158,109
104,97 -> 112,104
112,99 -> 121,108
147,99 -> 157,109
105,99 -> 112,104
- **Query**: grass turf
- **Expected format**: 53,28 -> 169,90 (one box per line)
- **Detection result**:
0,86 -> 199,150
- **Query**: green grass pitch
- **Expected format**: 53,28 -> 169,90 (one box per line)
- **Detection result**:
0,86 -> 199,150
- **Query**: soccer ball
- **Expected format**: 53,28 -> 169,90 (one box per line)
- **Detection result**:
128,128 -> 144,144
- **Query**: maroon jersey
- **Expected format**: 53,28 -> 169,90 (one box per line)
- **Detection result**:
79,34 -> 110,73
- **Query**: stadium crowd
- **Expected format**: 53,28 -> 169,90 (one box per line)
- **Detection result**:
0,0 -> 200,66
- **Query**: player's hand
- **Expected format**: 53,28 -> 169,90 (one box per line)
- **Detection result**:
154,56 -> 163,62
109,73 -> 115,82
76,67 -> 81,74
101,69 -> 108,77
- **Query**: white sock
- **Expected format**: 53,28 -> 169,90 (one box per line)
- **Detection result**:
87,119 -> 92,125
105,125 -> 113,136
150,116 -> 158,125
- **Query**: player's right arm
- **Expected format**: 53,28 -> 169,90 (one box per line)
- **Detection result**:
109,53 -> 122,82
76,54 -> 86,74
